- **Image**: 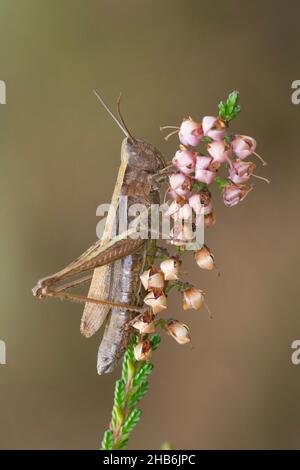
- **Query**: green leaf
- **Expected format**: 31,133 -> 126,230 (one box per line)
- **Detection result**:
133,362 -> 153,387
121,408 -> 142,436
114,379 -> 125,410
111,404 -> 124,430
111,406 -> 118,431
101,429 -> 114,450
121,349 -> 129,383
114,436 -> 129,450
128,381 -> 149,409
201,136 -> 213,144
215,177 -> 230,188
121,344 -> 136,383
218,90 -> 241,122
127,359 -> 136,382
101,334 -> 156,450
192,181 -> 208,192
151,334 -> 161,351
175,245 -> 185,255
161,441 -> 174,450
128,342 -> 136,361
224,134 -> 232,144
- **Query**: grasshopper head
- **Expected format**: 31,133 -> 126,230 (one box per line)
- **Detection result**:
122,137 -> 165,173
92,91 -> 166,173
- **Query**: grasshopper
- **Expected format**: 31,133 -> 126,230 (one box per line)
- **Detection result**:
32,91 -> 167,374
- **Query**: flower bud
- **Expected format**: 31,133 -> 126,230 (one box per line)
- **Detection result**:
231,135 -> 256,159
134,339 -> 152,362
169,173 -> 192,198
232,135 -> 267,165
168,190 -> 179,200
182,287 -> 205,310
190,191 -> 213,220
132,311 -> 156,334
172,148 -> 197,175
165,319 -> 191,344
223,183 -> 252,207
140,268 -> 165,290
188,193 -> 202,215
203,200 -> 213,215
171,222 -> 194,246
179,117 -> 203,147
176,203 -> 193,221
194,245 -> 215,270
195,156 -> 217,184
144,291 -> 167,314
207,141 -> 232,164
229,160 -> 254,185
202,116 -> 226,141
166,199 -> 192,222
160,258 -> 180,281
204,211 -> 216,228
168,190 -> 188,202
199,189 -> 212,206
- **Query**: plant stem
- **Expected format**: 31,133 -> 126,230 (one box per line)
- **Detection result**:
100,334 -> 161,450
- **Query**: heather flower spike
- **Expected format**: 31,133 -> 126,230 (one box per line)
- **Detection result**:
231,135 -> 267,166
182,288 -> 206,310
178,117 -> 203,147
134,339 -> 152,362
172,219 -> 195,243
207,141 -> 233,166
176,203 -> 193,221
229,160 -> 270,185
188,193 -> 203,215
172,148 -> 197,175
144,291 -> 167,314
160,258 -> 180,281
132,310 -> 156,334
202,116 -> 226,141
195,245 -> 215,270
140,268 -> 165,290
101,90 -> 269,451
195,156 -> 217,184
165,320 -> 191,345
169,173 -> 192,198
229,160 -> 254,184
166,200 -> 183,218
204,211 -> 216,228
223,183 -> 252,207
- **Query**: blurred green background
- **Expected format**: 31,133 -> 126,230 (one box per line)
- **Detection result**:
0,0 -> 300,449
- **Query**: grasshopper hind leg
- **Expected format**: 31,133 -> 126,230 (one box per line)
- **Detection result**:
97,251 -> 146,375
97,308 -> 133,374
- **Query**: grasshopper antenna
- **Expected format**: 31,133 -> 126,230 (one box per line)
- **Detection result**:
117,93 -> 136,143
93,90 -> 135,143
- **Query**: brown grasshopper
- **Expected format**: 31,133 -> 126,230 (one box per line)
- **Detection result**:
32,91 -> 167,374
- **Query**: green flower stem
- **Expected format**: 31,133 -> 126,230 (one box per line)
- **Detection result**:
101,334 -> 161,450
218,90 -> 241,123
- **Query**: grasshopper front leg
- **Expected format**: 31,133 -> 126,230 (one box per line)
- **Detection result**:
147,165 -> 174,189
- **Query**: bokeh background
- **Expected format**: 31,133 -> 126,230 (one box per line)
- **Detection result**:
0,0 -> 299,450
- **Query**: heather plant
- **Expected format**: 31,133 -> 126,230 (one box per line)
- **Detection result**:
101,91 -> 269,450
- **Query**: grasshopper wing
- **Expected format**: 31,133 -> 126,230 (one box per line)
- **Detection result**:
80,264 -> 113,338
81,158 -> 126,338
